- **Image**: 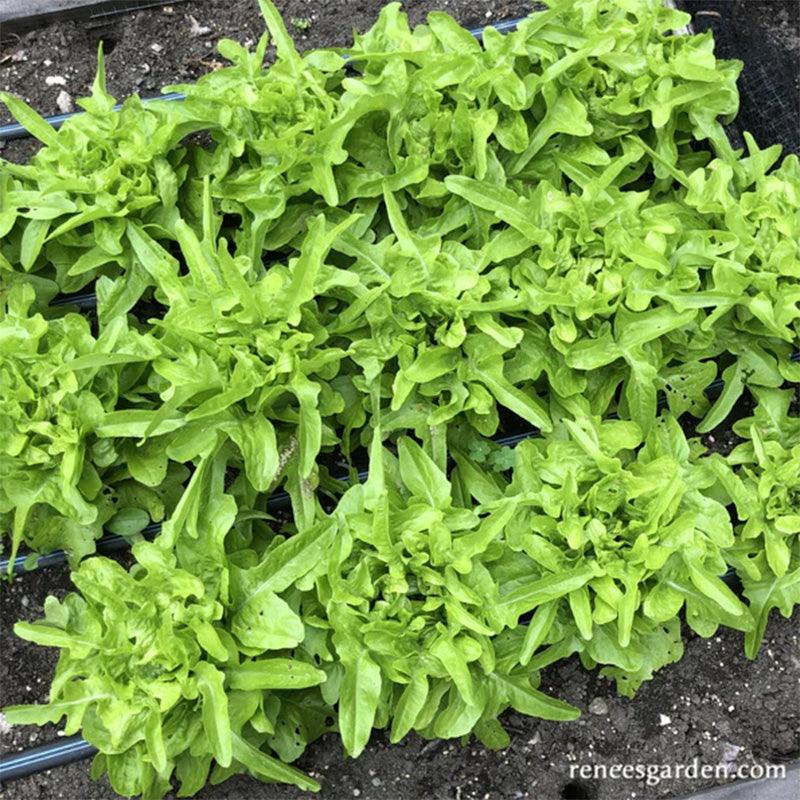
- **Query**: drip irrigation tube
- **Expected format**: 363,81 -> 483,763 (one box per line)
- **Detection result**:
3,350 -> 798,577
0,735 -> 97,784
5,521 -> 163,573
50,291 -> 102,310
0,92 -> 186,142
0,18 -> 524,142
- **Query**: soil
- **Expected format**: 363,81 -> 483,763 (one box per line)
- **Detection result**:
1,2 -> 799,800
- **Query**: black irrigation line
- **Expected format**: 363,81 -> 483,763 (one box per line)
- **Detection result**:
0,91 -> 186,141
3,349 -> 799,577
0,736 -> 97,784
0,424 -> 527,576
49,291 -> 103,310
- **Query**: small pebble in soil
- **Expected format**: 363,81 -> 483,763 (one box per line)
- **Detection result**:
588,697 -> 608,715
44,76 -> 66,86
189,15 -> 212,36
659,713 -> 672,726
56,91 -> 72,114
721,742 -> 742,762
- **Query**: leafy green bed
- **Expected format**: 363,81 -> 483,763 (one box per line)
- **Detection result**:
1,0 -> 799,797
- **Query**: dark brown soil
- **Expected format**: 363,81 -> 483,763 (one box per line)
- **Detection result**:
2,2 -> 799,800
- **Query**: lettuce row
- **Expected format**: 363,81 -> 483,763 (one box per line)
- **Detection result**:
7,396 -> 799,797
0,0 -> 797,447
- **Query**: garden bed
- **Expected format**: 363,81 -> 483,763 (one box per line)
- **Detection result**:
1,2 -> 799,799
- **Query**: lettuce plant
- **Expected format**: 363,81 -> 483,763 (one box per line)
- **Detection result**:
711,388 -> 800,657
321,433 -> 579,757
5,542 -> 324,798
0,52 -> 200,305
5,454 -> 337,797
0,285 -> 189,568
491,413 -> 754,696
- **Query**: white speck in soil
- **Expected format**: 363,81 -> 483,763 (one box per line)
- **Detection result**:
588,697 -> 608,715
189,15 -> 212,37
659,713 -> 672,726
718,742 -> 740,763
55,91 -> 72,114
